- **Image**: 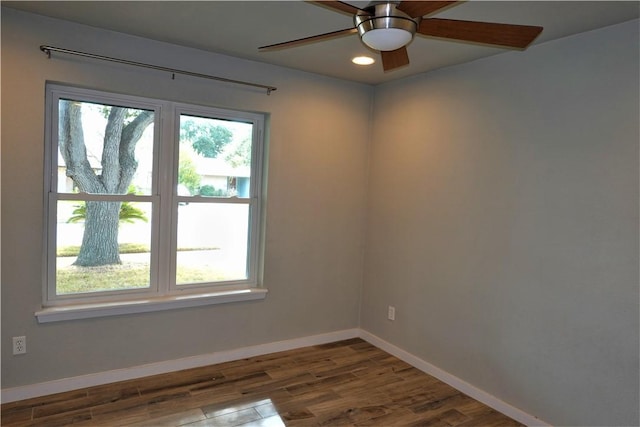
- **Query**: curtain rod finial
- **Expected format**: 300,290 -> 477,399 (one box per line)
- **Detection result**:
40,45 -> 51,58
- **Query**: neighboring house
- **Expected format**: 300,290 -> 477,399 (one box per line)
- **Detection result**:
193,156 -> 250,198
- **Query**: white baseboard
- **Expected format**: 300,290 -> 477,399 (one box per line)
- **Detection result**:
358,329 -> 550,427
1,327 -> 547,427
0,328 -> 359,404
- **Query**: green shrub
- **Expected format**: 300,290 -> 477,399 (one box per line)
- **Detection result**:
199,185 -> 226,196
66,201 -> 148,224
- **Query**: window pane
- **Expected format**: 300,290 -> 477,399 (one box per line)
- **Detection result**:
57,99 -> 155,195
56,200 -> 152,295
178,115 -> 253,198
176,203 -> 249,284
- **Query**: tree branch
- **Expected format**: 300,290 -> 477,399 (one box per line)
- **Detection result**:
117,110 -> 154,194
100,107 -> 126,193
58,101 -> 102,193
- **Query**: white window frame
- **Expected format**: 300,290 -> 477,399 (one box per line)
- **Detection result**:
38,84 -> 267,322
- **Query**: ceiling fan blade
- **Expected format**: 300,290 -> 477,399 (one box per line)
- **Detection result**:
259,28 -> 357,51
397,1 -> 460,18
418,18 -> 543,49
381,47 -> 410,72
310,1 -> 363,15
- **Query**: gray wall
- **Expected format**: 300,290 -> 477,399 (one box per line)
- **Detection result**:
361,20 -> 639,426
1,8 -> 371,387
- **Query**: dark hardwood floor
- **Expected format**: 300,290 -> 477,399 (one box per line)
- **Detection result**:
1,338 -> 522,426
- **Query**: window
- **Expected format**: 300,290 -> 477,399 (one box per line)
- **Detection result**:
42,84 -> 266,316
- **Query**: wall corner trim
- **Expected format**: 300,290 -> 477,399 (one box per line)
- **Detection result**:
358,329 -> 550,427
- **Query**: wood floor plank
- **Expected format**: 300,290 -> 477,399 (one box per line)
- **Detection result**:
1,389 -> 87,415
136,368 -> 225,396
276,390 -> 344,416
1,338 -> 523,426
355,407 -> 423,426
0,407 -> 33,426
190,371 -> 271,394
79,406 -> 151,427
205,407 -> 263,426
201,397 -> 275,418
128,408 -> 207,426
284,372 -> 358,396
220,356 -> 297,379
238,414 -> 286,427
19,408 -> 92,427
184,388 -> 248,409
283,358 -> 338,378
239,373 -> 317,396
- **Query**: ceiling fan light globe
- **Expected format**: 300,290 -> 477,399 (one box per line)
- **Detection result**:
362,28 -> 413,51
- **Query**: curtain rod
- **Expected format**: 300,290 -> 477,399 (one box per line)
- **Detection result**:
40,45 -> 277,95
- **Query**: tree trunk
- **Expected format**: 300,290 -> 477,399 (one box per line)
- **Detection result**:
58,100 -> 154,267
74,201 -> 122,266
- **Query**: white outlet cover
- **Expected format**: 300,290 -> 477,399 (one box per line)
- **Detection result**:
13,336 -> 26,354
388,306 -> 396,321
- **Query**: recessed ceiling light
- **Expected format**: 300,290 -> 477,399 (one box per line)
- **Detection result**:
352,56 -> 375,66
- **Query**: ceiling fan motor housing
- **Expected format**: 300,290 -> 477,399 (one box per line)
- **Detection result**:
355,2 -> 419,51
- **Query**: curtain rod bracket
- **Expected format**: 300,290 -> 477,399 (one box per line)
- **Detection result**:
39,45 -> 277,95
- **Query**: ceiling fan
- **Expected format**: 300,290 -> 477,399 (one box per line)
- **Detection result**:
259,1 -> 543,72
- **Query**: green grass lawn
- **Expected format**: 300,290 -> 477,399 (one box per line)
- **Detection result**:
56,245 -> 234,295
57,264 -> 235,294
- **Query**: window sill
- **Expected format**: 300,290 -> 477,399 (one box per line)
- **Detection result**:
35,288 -> 268,323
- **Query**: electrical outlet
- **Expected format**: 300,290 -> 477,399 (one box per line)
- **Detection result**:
13,336 -> 26,355
387,306 -> 396,321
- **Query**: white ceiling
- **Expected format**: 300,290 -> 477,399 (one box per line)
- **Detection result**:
3,1 -> 638,85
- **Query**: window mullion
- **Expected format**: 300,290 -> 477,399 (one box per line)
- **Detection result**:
155,103 -> 177,296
